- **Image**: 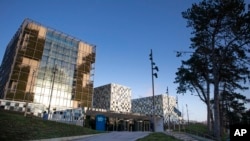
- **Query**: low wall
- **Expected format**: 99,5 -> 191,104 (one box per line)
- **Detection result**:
0,99 -> 84,126
0,99 -> 45,117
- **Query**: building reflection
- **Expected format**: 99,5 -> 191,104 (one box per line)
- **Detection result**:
0,19 -> 95,112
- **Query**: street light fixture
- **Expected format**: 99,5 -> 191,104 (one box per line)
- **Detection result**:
149,49 -> 159,132
186,104 -> 189,125
24,69 -> 36,117
166,87 -> 171,131
48,65 -> 58,118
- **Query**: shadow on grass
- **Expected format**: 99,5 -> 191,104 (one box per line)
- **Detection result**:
0,110 -> 102,140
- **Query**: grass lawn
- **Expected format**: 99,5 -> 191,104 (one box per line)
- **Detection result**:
0,110 -> 101,140
185,123 -> 208,134
136,132 -> 181,141
186,123 -> 231,141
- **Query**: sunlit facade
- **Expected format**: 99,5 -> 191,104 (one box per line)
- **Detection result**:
0,19 -> 95,111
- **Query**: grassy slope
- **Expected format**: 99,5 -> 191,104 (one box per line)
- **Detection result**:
136,132 -> 181,141
137,123 -> 209,141
0,110 -> 101,140
185,123 -> 208,134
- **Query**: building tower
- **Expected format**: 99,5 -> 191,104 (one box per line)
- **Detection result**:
93,83 -> 132,113
0,19 -> 96,111
132,94 -> 182,126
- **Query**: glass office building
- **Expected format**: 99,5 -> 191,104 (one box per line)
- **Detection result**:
0,19 -> 96,111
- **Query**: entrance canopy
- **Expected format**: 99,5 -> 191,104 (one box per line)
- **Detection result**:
85,108 -> 152,120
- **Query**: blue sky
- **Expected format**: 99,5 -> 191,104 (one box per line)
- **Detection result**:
1,0 -> 249,122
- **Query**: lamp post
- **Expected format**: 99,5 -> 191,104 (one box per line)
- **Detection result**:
48,65 -> 57,118
149,49 -> 159,132
24,69 -> 36,117
166,87 -> 171,131
176,95 -> 181,132
186,104 -> 189,125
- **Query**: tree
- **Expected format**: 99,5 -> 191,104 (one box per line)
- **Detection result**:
176,0 -> 250,140
217,87 -> 247,134
242,108 -> 250,124
175,50 -> 213,133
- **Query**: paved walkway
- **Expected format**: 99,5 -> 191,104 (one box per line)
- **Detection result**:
33,131 -> 151,141
33,131 -> 215,141
73,131 -> 151,141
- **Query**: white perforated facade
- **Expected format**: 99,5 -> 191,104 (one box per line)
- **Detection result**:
131,94 -> 182,124
93,83 -> 131,113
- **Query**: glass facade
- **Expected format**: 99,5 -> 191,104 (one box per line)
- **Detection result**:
0,19 -> 95,111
